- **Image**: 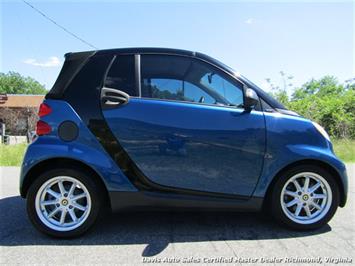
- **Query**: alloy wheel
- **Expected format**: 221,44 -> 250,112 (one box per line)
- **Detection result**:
280,172 -> 332,225
35,176 -> 92,231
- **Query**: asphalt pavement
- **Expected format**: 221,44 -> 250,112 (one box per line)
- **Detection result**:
0,165 -> 354,265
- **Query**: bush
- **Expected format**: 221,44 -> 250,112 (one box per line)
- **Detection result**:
273,76 -> 355,139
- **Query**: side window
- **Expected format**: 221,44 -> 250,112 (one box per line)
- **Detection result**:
141,55 -> 244,107
200,73 -> 244,107
141,55 -> 190,99
143,78 -> 184,101
104,55 -> 137,96
184,82 -> 215,104
142,78 -> 215,104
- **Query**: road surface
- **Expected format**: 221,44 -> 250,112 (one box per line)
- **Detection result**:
0,165 -> 354,265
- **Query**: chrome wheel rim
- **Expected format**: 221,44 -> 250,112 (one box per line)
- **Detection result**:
35,176 -> 91,231
280,172 -> 332,224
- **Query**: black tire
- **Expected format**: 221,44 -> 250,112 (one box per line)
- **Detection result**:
270,164 -> 339,230
27,167 -> 103,238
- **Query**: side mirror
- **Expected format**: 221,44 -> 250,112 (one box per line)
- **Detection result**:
244,88 -> 259,110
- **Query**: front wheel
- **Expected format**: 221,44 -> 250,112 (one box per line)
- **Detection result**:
27,168 -> 102,238
270,165 -> 339,230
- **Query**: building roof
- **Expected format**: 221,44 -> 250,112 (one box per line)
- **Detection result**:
0,94 -> 44,107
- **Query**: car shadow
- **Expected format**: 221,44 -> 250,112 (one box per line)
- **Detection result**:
0,196 -> 331,256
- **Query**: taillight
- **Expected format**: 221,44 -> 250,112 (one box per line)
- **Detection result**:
36,103 -> 52,136
36,120 -> 52,136
38,103 -> 52,117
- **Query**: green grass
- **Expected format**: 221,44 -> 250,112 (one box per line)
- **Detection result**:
0,139 -> 354,166
0,143 -> 27,166
332,139 -> 355,163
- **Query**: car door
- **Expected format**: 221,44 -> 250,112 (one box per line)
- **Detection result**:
101,54 -> 266,197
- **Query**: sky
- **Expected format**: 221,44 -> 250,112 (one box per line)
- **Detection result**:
0,0 -> 354,93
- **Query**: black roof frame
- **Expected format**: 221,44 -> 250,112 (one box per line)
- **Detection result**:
57,47 -> 286,110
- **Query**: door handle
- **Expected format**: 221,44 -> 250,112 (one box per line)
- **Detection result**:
101,87 -> 130,108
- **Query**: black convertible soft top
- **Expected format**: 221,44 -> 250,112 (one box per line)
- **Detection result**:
47,47 -> 286,110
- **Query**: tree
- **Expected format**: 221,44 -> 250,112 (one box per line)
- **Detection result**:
267,74 -> 355,139
265,71 -> 294,106
292,76 -> 343,100
0,71 -> 47,94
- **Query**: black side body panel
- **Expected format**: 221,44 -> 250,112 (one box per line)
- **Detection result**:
46,51 -> 95,99
109,192 -> 263,212
62,54 -> 112,125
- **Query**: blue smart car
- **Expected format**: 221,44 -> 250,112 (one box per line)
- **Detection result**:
20,48 -> 348,237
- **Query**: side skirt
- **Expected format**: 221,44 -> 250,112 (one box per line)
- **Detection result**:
109,191 -> 263,212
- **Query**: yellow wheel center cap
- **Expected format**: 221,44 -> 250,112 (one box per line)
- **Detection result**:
61,199 -> 68,206
302,195 -> 309,201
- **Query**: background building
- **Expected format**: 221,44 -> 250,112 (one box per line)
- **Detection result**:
0,94 -> 44,136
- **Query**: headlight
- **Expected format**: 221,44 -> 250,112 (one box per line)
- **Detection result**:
312,122 -> 331,142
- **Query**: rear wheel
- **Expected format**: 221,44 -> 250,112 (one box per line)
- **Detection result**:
27,168 -> 102,238
270,165 -> 339,230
